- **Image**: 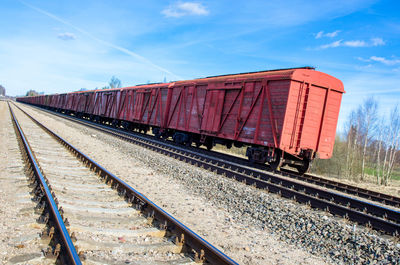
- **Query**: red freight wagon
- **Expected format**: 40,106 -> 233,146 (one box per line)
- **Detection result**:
17,67 -> 344,174
129,83 -> 171,128
150,68 -> 344,173
92,89 -> 121,118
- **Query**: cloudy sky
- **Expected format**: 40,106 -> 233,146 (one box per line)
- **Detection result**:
1,0 -> 399,130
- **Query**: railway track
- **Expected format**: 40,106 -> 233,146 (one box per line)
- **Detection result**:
199,152 -> 400,209
10,103 -> 237,265
10,105 -> 81,264
17,103 -> 400,236
20,104 -> 400,209
282,169 -> 400,208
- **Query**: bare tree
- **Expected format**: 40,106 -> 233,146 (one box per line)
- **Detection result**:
25,90 -> 39,96
359,97 -> 378,180
382,105 -> 400,185
345,110 -> 362,179
375,119 -> 385,184
109,76 -> 122,88
317,98 -> 399,186
373,105 -> 400,185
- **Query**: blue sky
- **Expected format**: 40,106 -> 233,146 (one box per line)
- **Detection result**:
1,0 -> 400,131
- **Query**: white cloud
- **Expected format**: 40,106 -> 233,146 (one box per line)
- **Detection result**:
343,40 -> 367,47
57,32 -> 76,41
162,2 -> 209,18
369,56 -> 400,65
315,31 -> 324,39
315,30 -> 340,39
325,30 -> 340,38
320,40 -> 342,49
319,38 -> 385,49
357,56 -> 400,65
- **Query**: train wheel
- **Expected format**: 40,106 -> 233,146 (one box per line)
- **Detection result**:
270,150 -> 283,171
206,142 -> 213,151
296,160 -> 311,175
185,138 -> 192,147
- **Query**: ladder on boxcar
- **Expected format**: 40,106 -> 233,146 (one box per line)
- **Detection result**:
290,82 -> 310,151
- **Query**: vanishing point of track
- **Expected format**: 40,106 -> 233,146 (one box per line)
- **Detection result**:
10,102 -> 237,265
18,103 -> 400,236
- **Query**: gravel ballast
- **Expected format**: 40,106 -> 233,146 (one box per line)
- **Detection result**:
18,103 -> 400,264
0,102 -> 53,264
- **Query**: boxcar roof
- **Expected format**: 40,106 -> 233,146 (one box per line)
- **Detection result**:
174,67 -> 345,93
21,67 -> 344,97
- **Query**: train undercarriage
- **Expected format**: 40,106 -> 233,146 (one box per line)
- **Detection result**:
245,147 -> 312,175
52,107 -> 312,175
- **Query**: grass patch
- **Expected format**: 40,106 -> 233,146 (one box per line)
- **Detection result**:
364,167 -> 400,181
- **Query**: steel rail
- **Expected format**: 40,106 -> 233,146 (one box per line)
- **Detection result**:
171,144 -> 400,208
284,170 -> 400,207
175,145 -> 400,208
8,103 -> 82,265
192,150 -> 400,208
14,103 -> 238,265
18,103 -> 400,235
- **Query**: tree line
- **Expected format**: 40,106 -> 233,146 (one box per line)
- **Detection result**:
312,97 -> 400,185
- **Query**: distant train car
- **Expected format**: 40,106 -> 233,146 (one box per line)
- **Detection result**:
17,67 -> 344,174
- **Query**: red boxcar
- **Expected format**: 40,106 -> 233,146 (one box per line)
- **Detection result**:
17,67 -> 344,174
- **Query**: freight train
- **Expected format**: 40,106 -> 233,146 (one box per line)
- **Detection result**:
17,67 -> 345,174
